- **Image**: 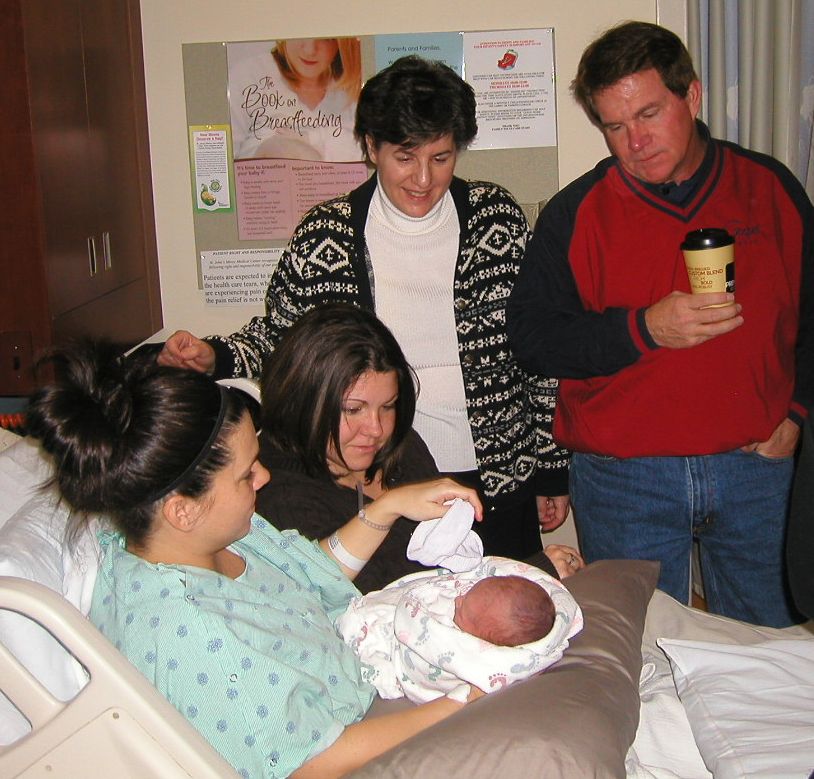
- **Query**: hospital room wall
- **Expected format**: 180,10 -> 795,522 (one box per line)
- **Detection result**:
139,0 -> 686,336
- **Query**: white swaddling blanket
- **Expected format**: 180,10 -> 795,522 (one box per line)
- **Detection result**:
337,556 -> 584,703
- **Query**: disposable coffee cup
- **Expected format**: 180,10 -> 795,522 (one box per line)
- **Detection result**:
681,228 -> 735,308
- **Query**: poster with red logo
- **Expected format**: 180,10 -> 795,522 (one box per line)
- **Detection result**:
463,29 -> 556,150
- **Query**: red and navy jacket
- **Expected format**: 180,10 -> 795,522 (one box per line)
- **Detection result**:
508,123 -> 814,457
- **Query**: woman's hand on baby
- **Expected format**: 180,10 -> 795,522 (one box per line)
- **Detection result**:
157,330 -> 216,374
544,544 -> 585,578
373,478 -> 483,525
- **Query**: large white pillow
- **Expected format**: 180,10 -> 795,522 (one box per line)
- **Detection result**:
0,427 -> 20,454
0,436 -> 54,529
658,637 -> 814,779
0,444 -> 101,744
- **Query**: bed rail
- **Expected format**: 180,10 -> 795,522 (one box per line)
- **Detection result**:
0,577 -> 236,777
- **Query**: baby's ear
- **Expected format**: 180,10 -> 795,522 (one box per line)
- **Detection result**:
161,494 -> 204,532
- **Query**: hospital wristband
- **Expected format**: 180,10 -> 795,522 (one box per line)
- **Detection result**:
327,532 -> 367,572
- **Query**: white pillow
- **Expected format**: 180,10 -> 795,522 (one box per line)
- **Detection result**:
0,427 -> 20,454
0,487 -> 101,744
658,637 -> 814,779
0,436 -> 54,529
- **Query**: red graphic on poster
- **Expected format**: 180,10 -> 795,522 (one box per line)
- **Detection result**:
497,49 -> 518,70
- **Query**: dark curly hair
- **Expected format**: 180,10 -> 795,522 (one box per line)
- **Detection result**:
355,55 -> 477,159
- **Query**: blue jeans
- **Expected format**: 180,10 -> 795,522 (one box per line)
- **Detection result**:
570,450 -> 800,627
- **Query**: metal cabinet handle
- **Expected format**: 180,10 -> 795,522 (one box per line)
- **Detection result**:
102,231 -> 112,270
87,236 -> 98,276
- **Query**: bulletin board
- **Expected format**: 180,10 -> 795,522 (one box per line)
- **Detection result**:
182,30 -> 560,302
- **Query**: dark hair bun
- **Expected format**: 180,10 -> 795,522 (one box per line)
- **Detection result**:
27,341 -> 141,513
27,341 -> 246,546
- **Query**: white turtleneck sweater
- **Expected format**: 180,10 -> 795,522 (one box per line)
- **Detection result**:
366,184 -> 477,473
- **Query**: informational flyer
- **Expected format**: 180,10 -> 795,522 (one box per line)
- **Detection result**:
227,38 -> 364,163
189,125 -> 233,212
374,32 -> 463,74
463,29 -> 557,150
234,158 -> 368,240
201,248 -> 284,306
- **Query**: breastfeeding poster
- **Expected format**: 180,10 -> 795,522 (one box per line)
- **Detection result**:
464,29 -> 557,150
227,38 -> 368,239
227,38 -> 363,162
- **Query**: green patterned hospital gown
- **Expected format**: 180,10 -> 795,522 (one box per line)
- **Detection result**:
91,515 -> 375,778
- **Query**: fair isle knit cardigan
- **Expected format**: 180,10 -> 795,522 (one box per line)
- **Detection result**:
208,175 -> 569,501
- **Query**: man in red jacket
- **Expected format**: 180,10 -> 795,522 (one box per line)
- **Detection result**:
508,21 -> 813,627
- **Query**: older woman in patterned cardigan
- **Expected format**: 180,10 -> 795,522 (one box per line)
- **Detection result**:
159,56 -> 570,560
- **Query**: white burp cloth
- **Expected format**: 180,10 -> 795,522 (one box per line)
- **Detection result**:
406,498 -> 483,572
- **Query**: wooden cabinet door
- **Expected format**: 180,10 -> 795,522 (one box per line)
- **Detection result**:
81,0 -> 150,297
0,0 -> 51,394
20,0 -> 102,318
4,0 -> 162,390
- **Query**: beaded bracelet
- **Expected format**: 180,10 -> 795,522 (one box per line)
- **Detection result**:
327,532 -> 366,572
356,505 -> 393,532
356,482 -> 392,532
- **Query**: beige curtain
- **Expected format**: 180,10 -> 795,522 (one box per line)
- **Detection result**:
687,0 -> 814,197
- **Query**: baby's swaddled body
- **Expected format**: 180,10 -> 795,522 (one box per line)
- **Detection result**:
337,556 -> 584,703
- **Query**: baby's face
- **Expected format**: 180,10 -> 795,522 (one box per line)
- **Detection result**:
452,581 -> 497,639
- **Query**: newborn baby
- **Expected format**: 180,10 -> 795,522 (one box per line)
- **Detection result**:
453,575 -> 555,646
338,556 -> 583,703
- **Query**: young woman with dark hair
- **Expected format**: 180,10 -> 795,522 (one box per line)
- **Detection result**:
258,304 -> 437,592
260,303 -> 417,486
257,305 -> 583,593
26,341 -> 485,778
